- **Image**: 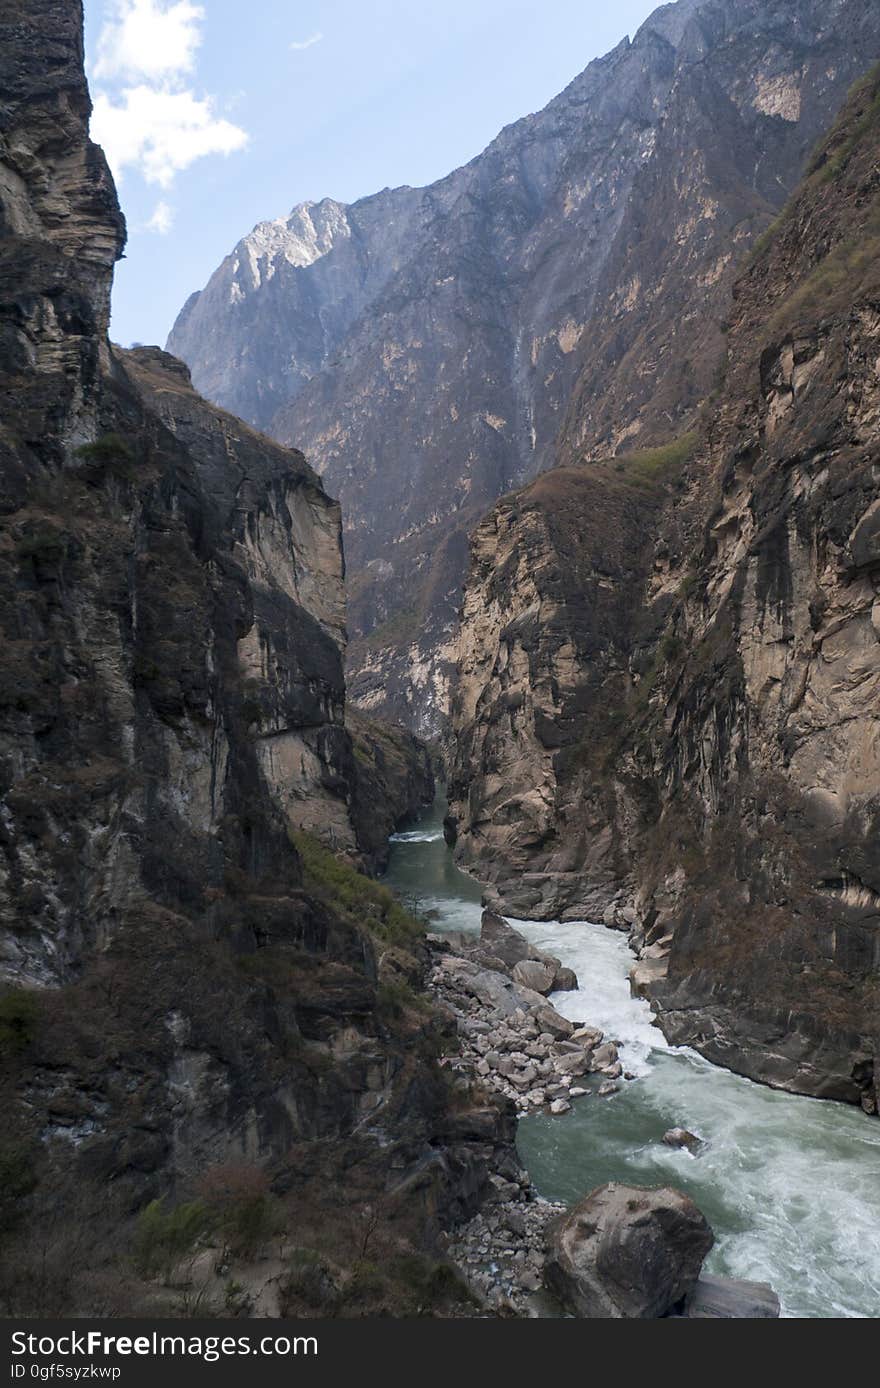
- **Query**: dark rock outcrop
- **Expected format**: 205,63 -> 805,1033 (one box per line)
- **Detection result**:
0,0 -> 506,1317
544,1182 -> 714,1318
448,64 -> 880,1109
346,707 -> 435,873
167,0 -> 880,733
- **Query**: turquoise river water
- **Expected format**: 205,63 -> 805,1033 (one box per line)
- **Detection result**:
383,797 -> 880,1319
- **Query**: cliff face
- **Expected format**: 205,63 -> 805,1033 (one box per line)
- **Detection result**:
449,66 -> 880,1113
447,462 -> 663,922
168,0 -> 880,734
0,2 -> 491,1317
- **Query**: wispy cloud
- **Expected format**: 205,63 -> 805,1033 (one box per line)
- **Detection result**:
145,199 -> 174,234
90,0 -> 247,189
290,31 -> 323,52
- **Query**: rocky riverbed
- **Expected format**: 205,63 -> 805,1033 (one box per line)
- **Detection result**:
429,911 -> 627,1116
427,910 -> 633,1311
427,909 -> 780,1318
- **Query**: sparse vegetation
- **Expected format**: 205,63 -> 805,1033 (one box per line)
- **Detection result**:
73,433 -> 137,483
363,606 -> 420,651
768,204 -> 880,332
131,1198 -> 210,1281
807,62 -> 880,185
291,830 -> 424,951
279,1248 -> 339,1313
611,431 -> 699,487
377,977 -> 428,1018
197,1162 -> 281,1258
0,988 -> 39,1060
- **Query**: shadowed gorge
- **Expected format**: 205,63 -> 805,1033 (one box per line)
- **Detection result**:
2,0 -> 880,1327
0,0 -> 509,1318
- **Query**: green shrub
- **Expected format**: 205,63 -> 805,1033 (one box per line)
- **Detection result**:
0,989 -> 39,1060
74,434 -> 137,484
131,1198 -> 210,1280
386,1252 -> 472,1309
659,630 -> 684,664
615,432 -> 699,487
291,831 -> 423,951
280,1248 -> 338,1312
0,1141 -> 37,1234
344,1258 -> 386,1305
376,978 -> 428,1019
14,520 -> 69,563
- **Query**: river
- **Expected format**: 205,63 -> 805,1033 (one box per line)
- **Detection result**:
384,797 -> 880,1319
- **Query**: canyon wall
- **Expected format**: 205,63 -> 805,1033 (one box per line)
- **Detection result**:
168,0 -> 880,734
0,0 -> 495,1317
449,65 -> 880,1113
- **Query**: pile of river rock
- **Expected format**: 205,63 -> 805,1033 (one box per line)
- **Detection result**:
428,910 -> 627,1115
429,910 -> 780,1319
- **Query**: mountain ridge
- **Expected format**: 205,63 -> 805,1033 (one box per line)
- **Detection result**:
167,0 -> 880,736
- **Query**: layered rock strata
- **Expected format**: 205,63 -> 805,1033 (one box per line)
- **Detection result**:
448,65 -> 880,1110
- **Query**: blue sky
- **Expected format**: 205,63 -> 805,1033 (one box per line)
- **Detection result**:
84,1 -> 661,348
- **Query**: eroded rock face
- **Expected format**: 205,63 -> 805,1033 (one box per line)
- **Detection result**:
545,1182 -> 714,1318
345,707 -> 435,873
0,0 -> 490,1315
448,465 -> 660,920
448,66 -> 880,1109
167,0 -> 880,732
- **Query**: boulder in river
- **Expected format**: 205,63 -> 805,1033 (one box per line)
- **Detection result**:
681,1274 -> 780,1318
662,1127 -> 705,1154
553,966 -> 579,992
512,958 -> 557,994
534,1003 -> 574,1040
478,911 -> 579,992
544,1182 -> 714,1318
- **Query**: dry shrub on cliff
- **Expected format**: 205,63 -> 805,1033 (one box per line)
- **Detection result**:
769,205 -> 880,332
197,1162 -> 282,1257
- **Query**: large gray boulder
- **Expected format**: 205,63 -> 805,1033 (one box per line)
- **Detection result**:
479,911 -> 579,992
545,1183 -> 714,1318
511,958 -> 557,994
682,1274 -> 780,1319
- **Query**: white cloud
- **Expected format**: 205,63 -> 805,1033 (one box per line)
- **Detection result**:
290,31 -> 323,52
145,199 -> 174,234
92,85 -> 248,187
93,0 -> 204,83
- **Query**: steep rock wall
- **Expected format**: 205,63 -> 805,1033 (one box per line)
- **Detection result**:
449,66 -> 880,1111
0,1 -> 495,1316
168,0 -> 880,734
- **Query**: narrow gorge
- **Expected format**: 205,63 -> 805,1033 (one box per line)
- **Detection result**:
0,0 -> 509,1319
1,0 -> 879,1326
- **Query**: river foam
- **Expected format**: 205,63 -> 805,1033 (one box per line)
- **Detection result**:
515,920 -> 880,1319
385,802 -> 880,1318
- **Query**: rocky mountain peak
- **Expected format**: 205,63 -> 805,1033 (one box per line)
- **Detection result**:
166,0 -> 880,737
